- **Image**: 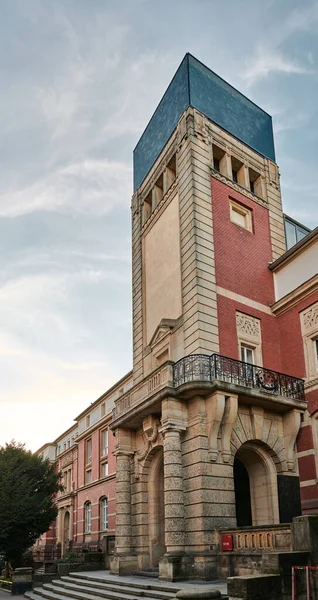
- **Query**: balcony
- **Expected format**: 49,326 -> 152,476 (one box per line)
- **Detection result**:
173,353 -> 305,402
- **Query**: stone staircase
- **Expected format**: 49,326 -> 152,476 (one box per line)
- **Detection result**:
25,572 -> 180,600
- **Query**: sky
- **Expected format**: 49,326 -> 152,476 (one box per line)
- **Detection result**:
0,0 -> 317,451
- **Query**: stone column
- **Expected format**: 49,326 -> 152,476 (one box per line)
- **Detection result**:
163,426 -> 185,553
110,428 -> 138,575
159,422 -> 190,580
115,451 -> 133,555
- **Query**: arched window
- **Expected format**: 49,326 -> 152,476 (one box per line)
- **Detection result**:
85,502 -> 92,533
100,497 -> 108,531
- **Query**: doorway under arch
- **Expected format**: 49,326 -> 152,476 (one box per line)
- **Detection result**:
63,511 -> 70,553
234,442 -> 280,526
147,447 -> 165,566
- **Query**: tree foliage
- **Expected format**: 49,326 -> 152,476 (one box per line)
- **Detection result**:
0,441 -> 63,567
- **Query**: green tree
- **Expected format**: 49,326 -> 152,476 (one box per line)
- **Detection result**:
0,442 -> 63,575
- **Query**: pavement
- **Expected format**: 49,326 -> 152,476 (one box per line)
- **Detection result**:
71,570 -> 228,596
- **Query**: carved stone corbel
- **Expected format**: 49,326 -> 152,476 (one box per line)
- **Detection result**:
207,392 -> 225,462
134,416 -> 160,479
283,410 -> 301,471
221,395 -> 238,463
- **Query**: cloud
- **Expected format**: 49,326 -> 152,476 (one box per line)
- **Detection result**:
0,158 -> 132,217
243,49 -> 312,86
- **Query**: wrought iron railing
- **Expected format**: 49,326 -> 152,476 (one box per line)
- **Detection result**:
173,353 -> 305,401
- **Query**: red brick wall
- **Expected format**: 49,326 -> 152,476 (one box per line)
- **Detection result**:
211,177 -> 275,305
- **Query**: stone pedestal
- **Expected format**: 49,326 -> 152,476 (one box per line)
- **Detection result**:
227,574 -> 281,600
11,567 -> 33,596
159,552 -> 193,581
110,554 -> 138,575
292,515 -> 318,564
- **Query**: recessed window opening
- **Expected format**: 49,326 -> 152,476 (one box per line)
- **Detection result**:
231,156 -> 244,186
165,154 -> 176,190
101,428 -> 108,456
86,438 -> 92,464
249,167 -> 262,197
143,190 -> 152,222
100,497 -> 108,531
85,502 -> 92,533
101,462 -> 109,478
86,469 -> 92,484
212,144 -> 226,174
314,339 -> 318,370
230,199 -> 253,232
154,173 -> 163,207
241,345 -> 255,364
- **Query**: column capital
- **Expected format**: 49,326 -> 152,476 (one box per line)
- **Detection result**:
113,449 -> 134,457
159,420 -> 187,436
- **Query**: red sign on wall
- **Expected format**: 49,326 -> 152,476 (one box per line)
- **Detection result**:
221,534 -> 233,551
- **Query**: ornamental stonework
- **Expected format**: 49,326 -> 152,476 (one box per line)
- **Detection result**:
236,312 -> 261,341
301,302 -> 318,334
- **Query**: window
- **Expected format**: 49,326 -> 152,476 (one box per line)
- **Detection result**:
285,216 -> 310,250
212,144 -> 226,175
165,154 -> 176,190
314,339 -> 318,370
85,502 -> 92,533
86,438 -> 92,464
249,167 -> 262,197
241,345 -> 255,364
100,498 -> 108,531
231,157 -> 244,186
101,402 -> 106,418
63,442 -> 67,451
86,469 -> 92,484
101,429 -> 108,456
101,462 -> 108,478
300,304 -> 318,380
86,415 -> 90,428
153,174 -> 163,207
230,199 -> 252,232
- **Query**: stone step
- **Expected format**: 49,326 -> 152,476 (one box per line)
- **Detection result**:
52,578 -> 174,600
70,573 -> 178,595
42,582 -> 155,600
29,586 -> 161,600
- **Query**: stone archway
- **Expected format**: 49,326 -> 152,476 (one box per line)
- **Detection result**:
234,442 -> 280,526
147,447 -> 165,566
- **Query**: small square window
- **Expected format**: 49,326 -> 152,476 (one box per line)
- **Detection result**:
230,199 -> 252,232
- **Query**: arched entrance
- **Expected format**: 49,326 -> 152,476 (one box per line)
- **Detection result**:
234,442 -> 280,526
63,511 -> 70,553
147,447 -> 165,566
